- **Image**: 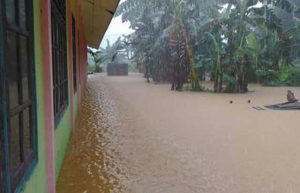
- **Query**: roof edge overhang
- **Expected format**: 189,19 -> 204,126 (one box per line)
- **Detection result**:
79,0 -> 121,48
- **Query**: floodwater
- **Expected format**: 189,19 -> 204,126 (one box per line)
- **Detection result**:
56,75 -> 129,193
57,73 -> 300,193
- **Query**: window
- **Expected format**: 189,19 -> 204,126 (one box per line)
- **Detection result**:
72,15 -> 77,92
0,85 -> 4,193
78,32 -> 80,85
1,57 -> 4,193
0,0 -> 37,192
51,0 -> 68,126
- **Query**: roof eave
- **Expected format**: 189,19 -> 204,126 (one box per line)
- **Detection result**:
79,0 -> 121,48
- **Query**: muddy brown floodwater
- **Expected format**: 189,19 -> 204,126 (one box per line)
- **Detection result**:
57,73 -> 300,193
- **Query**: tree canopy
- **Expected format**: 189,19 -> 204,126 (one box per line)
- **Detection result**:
116,0 -> 300,92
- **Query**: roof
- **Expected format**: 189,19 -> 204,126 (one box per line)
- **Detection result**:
79,0 -> 120,48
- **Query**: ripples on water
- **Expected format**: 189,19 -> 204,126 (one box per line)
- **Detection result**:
57,76 -> 129,193
58,74 -> 300,193
57,75 -> 231,193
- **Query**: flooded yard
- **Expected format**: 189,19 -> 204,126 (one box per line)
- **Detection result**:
57,73 -> 300,193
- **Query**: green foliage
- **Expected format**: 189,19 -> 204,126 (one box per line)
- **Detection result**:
88,64 -> 96,73
257,58 -> 290,85
99,37 -> 127,66
117,0 -> 300,92
88,47 -> 102,73
88,38 -> 129,73
128,62 -> 139,72
258,58 -> 300,86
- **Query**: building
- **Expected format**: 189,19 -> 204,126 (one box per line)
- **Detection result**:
107,62 -> 129,76
0,0 -> 119,193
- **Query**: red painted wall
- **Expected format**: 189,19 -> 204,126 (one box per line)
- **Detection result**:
76,10 -> 88,109
67,0 -> 75,132
40,0 -> 88,192
40,0 -> 56,192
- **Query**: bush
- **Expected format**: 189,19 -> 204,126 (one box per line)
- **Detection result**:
128,62 -> 139,73
259,68 -> 300,87
257,59 -> 300,87
88,64 -> 96,73
287,69 -> 300,86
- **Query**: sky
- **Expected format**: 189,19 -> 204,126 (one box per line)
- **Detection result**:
99,0 -> 133,49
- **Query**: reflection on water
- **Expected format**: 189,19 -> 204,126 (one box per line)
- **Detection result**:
57,76 -> 129,193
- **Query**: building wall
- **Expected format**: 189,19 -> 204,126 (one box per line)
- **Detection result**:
55,0 -> 73,179
54,0 -> 88,178
21,0 -> 47,192
55,108 -> 71,178
1,0 -> 115,192
17,0 -> 88,192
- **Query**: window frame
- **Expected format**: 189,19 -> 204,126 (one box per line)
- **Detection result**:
0,1 -> 5,192
72,15 -> 77,93
78,31 -> 80,87
0,0 -> 38,192
51,0 -> 69,127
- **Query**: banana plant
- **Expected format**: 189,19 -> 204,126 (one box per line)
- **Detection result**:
203,32 -> 222,92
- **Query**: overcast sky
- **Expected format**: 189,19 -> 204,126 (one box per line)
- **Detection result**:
99,0 -> 133,49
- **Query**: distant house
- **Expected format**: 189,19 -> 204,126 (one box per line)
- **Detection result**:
107,62 -> 129,76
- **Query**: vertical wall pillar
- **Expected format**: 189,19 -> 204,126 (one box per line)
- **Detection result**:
67,0 -> 75,132
40,0 -> 56,192
77,18 -> 83,109
75,0 -> 80,108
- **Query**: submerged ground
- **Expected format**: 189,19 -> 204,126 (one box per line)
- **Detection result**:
57,73 -> 300,193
